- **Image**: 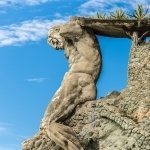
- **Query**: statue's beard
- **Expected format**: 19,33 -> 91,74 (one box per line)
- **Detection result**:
48,37 -> 64,50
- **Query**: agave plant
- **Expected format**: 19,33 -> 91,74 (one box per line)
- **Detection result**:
129,4 -> 149,20
110,9 -> 128,19
89,12 -> 105,19
96,12 -> 107,19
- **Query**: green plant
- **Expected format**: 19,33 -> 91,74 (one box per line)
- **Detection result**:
96,12 -> 107,19
89,12 -> 107,19
90,4 -> 150,20
129,4 -> 149,20
110,9 -> 128,19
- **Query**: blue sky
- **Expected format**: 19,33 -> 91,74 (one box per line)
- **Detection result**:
0,0 -> 149,149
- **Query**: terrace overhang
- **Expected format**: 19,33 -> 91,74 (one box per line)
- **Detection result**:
72,17 -> 150,38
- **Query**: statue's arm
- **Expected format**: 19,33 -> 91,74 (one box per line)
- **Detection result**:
59,21 -> 100,62
76,36 -> 100,62
59,22 -> 83,38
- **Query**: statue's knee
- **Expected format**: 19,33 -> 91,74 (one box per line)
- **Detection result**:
83,83 -> 96,99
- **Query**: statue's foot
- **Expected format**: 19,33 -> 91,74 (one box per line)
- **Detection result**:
46,122 -> 84,150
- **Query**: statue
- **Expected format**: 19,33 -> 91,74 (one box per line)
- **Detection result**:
41,21 -> 102,150
22,17 -> 150,150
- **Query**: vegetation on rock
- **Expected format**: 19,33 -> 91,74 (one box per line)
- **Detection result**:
91,4 -> 149,20
110,9 -> 128,20
129,4 -> 149,20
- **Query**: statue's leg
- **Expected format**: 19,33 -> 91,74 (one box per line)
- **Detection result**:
42,73 -> 96,150
75,75 -> 96,104
46,92 -> 86,124
41,73 -> 68,128
46,122 -> 84,150
47,73 -> 79,122
44,72 -> 69,118
48,73 -> 96,123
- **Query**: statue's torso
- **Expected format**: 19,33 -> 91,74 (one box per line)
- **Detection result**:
65,37 -> 101,81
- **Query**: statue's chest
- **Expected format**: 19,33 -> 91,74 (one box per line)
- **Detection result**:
66,49 -> 80,66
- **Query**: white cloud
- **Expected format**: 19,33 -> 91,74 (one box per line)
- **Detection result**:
25,78 -> 47,83
22,0 -> 49,5
79,0 -> 150,15
0,19 -> 65,47
0,0 -> 59,7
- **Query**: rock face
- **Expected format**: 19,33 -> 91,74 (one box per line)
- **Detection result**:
22,19 -> 150,150
67,45 -> 150,150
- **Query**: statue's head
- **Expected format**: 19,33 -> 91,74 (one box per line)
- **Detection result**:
47,25 -> 65,50
48,21 -> 84,50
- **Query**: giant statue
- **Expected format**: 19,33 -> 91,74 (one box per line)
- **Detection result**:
22,17 -> 150,150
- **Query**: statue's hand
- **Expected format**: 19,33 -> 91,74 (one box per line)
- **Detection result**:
59,21 -> 83,38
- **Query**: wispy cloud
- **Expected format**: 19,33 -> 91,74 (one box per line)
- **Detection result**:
0,123 -> 25,150
25,77 -> 47,83
0,123 -> 12,134
0,123 -> 12,137
0,145 -> 20,150
0,126 -> 7,133
0,0 -> 59,7
54,13 -> 62,18
0,10 -> 6,14
79,0 -> 150,15
0,19 -> 65,47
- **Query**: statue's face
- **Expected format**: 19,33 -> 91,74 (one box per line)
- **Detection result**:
48,26 -> 65,50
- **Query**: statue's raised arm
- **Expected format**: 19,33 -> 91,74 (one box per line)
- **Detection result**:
48,21 -> 102,80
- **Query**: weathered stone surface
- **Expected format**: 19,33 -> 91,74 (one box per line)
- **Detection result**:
22,20 -> 150,150
73,17 -> 150,42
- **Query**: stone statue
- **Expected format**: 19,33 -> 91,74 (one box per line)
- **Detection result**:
22,17 -> 150,150
40,21 -> 102,150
